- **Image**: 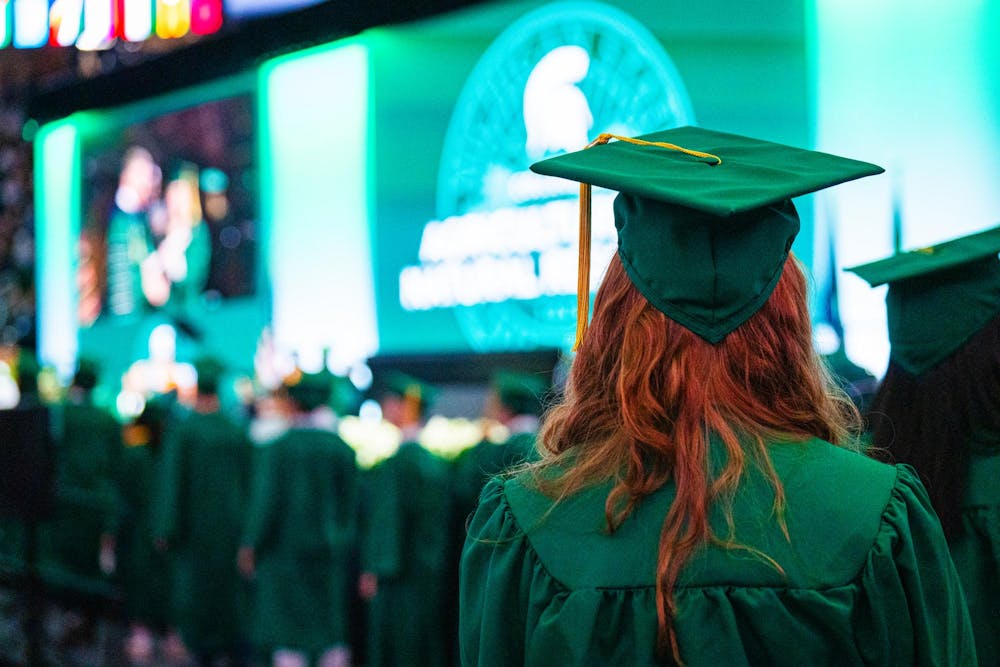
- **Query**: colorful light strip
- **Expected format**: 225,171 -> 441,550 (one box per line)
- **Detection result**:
0,0 -> 11,47
4,0 -> 219,48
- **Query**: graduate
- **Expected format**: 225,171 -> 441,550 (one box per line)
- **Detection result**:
154,357 -> 252,663
239,368 -> 359,667
447,371 -> 548,663
37,357 -> 120,625
37,360 -> 119,583
848,226 -> 1000,666
460,127 -> 976,665
452,370 -> 547,527
361,372 -> 450,667
116,391 -> 176,662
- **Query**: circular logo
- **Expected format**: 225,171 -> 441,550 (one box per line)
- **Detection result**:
401,1 -> 695,351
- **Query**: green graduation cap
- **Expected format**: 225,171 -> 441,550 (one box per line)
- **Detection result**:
193,356 -> 227,395
529,126 -> 884,344
377,371 -> 439,412
73,358 -> 101,392
492,370 -> 549,418
285,367 -> 335,412
845,225 -> 1000,375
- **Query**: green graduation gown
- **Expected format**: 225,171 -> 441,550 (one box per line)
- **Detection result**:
155,410 -> 252,655
449,433 -> 537,664
461,438 -> 977,666
363,441 -> 451,667
949,442 -> 1000,666
39,402 -> 121,588
116,438 -> 171,627
242,428 -> 359,654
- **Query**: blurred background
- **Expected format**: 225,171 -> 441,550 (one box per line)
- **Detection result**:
0,0 -> 998,664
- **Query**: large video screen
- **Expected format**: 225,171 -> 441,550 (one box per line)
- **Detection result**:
34,82 -> 266,401
77,95 -> 257,327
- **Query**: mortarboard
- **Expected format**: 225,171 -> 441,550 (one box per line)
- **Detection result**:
73,358 -> 101,391
194,356 -> 226,395
845,225 -> 1000,375
529,126 -> 884,345
376,371 -> 438,412
285,368 -> 335,412
491,370 -> 549,417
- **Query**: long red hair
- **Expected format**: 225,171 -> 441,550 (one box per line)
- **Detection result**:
533,252 -> 859,663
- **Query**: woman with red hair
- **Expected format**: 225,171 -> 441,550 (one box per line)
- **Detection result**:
459,128 -> 976,666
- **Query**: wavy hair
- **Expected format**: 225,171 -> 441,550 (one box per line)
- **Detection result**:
530,253 -> 860,663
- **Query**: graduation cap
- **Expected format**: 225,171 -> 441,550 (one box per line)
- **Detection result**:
491,370 -> 549,417
285,368 -> 335,412
193,356 -> 227,395
529,126 -> 884,345
375,371 -> 438,414
73,358 -> 101,392
845,225 -> 1000,375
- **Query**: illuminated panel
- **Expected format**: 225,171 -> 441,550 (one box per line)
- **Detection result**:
35,120 -> 82,375
261,41 -> 378,370
189,0 -> 221,34
155,0 -> 190,38
76,0 -> 114,49
120,0 -> 151,41
13,0 -> 49,47
813,0 -> 1000,375
49,0 -> 83,46
0,0 -> 11,47
387,3 -> 694,353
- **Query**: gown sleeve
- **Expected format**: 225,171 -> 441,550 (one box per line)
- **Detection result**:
855,464 -> 978,666
459,478 -> 538,667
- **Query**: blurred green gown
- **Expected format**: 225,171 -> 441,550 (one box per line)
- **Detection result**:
155,409 -> 252,655
949,436 -> 1000,666
116,423 -> 171,628
364,441 -> 451,667
39,401 -> 121,590
242,427 -> 359,655
461,438 -> 977,666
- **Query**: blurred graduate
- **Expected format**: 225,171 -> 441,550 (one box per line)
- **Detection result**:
154,357 -> 252,663
849,226 -> 1000,665
453,370 -> 547,517
361,372 -> 450,667
239,368 -> 359,667
38,359 -> 121,632
115,389 -> 176,661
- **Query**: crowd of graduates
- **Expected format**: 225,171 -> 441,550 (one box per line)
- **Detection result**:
0,350 -> 549,667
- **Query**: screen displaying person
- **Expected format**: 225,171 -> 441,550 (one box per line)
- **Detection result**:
106,146 -> 164,318
155,165 -> 211,315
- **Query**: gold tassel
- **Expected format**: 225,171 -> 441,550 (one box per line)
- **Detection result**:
570,134 -> 721,351
573,182 -> 592,351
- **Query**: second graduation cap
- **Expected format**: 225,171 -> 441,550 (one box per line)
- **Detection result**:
530,126 -> 884,344
845,225 -> 1000,375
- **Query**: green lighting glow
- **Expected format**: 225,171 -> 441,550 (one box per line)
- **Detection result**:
814,0 -> 1000,374
34,119 -> 80,374
259,40 -> 378,370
